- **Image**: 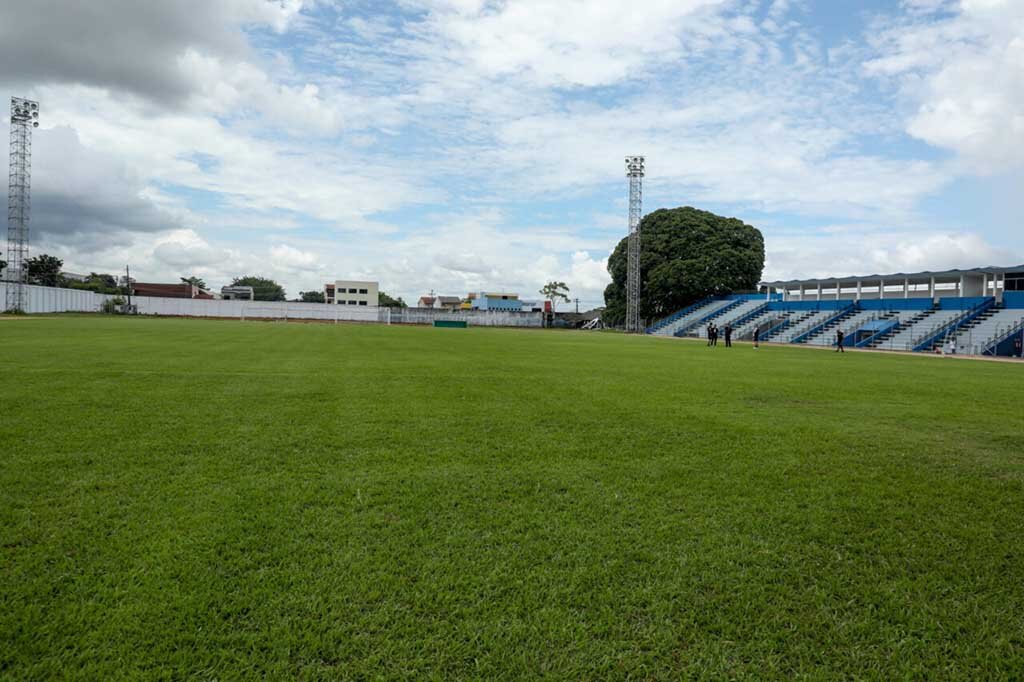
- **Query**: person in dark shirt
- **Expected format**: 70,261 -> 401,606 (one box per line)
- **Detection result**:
707,323 -> 714,346
724,324 -> 733,348
711,324 -> 719,346
1015,333 -> 1023,358
753,327 -> 760,350
835,328 -> 845,353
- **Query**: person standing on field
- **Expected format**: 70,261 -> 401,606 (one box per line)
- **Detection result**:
753,327 -> 760,350
724,324 -> 733,348
835,328 -> 845,353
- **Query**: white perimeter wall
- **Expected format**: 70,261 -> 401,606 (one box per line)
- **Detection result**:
0,282 -> 543,327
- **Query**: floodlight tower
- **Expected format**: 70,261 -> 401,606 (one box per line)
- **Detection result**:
6,97 -> 39,313
625,155 -> 644,333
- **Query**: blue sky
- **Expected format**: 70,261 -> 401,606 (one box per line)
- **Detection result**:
1,0 -> 1021,307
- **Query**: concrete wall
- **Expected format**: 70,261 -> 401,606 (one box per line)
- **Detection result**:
1,283 -> 104,313
0,283 -> 542,327
328,280 -> 378,307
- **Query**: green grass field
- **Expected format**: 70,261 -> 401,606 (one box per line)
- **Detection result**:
2,316 -> 1023,679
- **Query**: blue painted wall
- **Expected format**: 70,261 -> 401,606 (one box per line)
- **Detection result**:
991,328 -> 1024,357
1003,292 -> 1024,309
938,296 -> 991,311
729,293 -> 783,301
767,300 -> 847,311
858,299 -> 933,311
473,296 -> 522,311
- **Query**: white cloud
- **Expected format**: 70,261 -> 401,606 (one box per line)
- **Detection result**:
1,0 -> 1017,310
764,229 -> 1015,281
0,0 -> 310,102
865,0 -> 1024,171
152,230 -> 230,268
270,244 -> 319,271
569,251 -> 612,294
410,0 -> 727,88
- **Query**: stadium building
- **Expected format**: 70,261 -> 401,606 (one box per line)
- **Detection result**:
648,265 -> 1024,358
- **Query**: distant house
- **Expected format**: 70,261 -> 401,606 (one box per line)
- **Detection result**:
417,295 -> 436,308
471,292 -> 522,311
221,285 -> 254,301
433,296 -> 463,311
519,300 -> 544,313
324,280 -> 378,307
132,282 -> 214,299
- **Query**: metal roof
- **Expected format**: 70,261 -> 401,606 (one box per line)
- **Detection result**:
761,264 -> 1024,287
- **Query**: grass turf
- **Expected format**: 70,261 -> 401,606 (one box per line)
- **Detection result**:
2,315 -> 1023,679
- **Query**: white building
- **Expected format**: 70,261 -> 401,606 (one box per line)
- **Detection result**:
221,285 -> 254,301
761,265 -> 1024,302
325,280 -> 378,307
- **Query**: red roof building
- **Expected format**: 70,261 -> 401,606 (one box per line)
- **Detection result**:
132,283 -> 215,299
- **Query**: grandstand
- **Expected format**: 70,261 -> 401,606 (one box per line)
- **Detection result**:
648,265 -> 1024,358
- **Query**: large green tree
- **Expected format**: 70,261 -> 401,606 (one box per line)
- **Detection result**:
379,291 -> 407,308
298,290 -> 325,303
25,254 -> 64,287
603,207 -> 764,325
231,276 -> 286,301
67,273 -> 122,295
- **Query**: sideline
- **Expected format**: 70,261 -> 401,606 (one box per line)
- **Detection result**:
648,332 -> 1024,364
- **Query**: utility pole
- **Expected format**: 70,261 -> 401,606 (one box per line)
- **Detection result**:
125,265 -> 131,310
574,298 -> 580,313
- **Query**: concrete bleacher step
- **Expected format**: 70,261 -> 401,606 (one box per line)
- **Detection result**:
769,310 -> 832,343
946,305 -> 1024,354
802,308 -> 860,343
649,298 -> 736,336
866,310 -> 932,348
693,300 -> 765,338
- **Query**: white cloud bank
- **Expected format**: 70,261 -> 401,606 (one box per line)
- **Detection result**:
866,0 -> 1024,171
0,0 -> 1019,305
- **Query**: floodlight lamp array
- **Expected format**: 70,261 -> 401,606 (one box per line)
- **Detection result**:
625,155 -> 645,176
10,97 -> 39,127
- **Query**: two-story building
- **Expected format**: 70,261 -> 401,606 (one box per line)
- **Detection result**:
325,280 -> 379,307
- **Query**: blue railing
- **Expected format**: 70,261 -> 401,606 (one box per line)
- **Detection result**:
674,298 -> 744,337
983,320 -> 1024,356
912,298 -> 994,352
646,296 -> 716,334
729,302 -> 769,329
761,316 -> 795,340
854,319 -> 900,348
791,304 -> 857,344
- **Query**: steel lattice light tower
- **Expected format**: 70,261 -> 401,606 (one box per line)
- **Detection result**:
625,155 -> 644,333
6,96 -> 39,313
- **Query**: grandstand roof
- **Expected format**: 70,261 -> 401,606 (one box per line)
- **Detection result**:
761,264 -> 1024,287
